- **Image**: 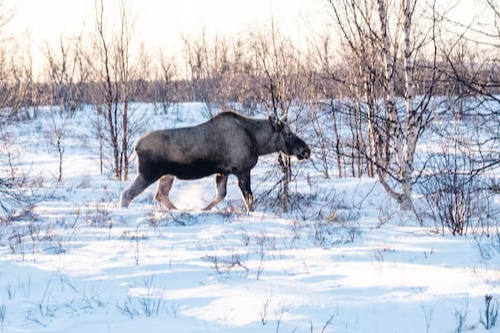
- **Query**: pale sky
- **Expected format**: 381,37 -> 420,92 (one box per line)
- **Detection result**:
1,0 -> 489,77
3,0 -> 327,75
8,0 -> 325,38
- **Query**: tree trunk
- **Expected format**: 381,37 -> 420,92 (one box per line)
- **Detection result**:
121,100 -> 129,181
279,153 -> 291,212
400,0 -> 416,210
330,101 -> 342,178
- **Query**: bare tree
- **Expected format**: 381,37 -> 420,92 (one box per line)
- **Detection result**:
42,36 -> 87,182
116,0 -> 137,181
182,30 -> 211,110
87,0 -> 138,181
153,49 -> 177,114
326,0 -> 442,210
0,2 -> 39,221
181,31 -> 237,115
90,0 -> 120,178
443,0 -> 500,170
43,36 -> 83,115
308,34 -> 373,179
247,23 -> 308,211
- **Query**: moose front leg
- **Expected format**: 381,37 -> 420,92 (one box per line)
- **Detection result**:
155,175 -> 177,210
237,171 -> 253,212
203,174 -> 229,211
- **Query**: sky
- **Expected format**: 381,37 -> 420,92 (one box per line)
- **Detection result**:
0,0 -> 489,78
7,0 -> 326,38
3,0 -> 326,76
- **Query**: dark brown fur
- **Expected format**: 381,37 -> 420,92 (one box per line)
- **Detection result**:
120,111 -> 310,211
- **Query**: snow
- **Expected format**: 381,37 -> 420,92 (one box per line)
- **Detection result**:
0,103 -> 499,332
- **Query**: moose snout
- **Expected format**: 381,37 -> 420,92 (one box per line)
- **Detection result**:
303,148 -> 310,159
297,146 -> 310,160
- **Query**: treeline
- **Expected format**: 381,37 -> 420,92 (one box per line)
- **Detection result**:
2,0 -> 500,226
1,2 -> 498,117
2,33 -> 499,117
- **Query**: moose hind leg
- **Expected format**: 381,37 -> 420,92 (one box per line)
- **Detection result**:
202,174 -> 229,211
237,171 -> 254,212
155,175 -> 177,210
120,174 -> 154,208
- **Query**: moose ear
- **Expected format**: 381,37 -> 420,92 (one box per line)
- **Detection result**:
269,114 -> 284,132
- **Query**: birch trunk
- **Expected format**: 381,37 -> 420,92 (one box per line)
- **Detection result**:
376,0 -> 403,203
376,0 -> 415,210
377,0 -> 401,171
401,0 -> 416,210
119,0 -> 132,182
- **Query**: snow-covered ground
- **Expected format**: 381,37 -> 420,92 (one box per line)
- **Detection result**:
0,103 -> 499,332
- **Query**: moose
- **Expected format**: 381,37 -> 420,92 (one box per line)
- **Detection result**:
120,111 -> 310,212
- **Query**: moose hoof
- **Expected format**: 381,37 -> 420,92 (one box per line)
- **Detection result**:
159,201 -> 177,210
120,198 -> 130,208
